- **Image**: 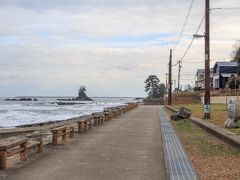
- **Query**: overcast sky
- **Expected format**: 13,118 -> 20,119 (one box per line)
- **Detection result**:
0,0 -> 239,97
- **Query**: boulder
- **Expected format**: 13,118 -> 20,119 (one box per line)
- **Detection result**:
170,107 -> 191,121
74,96 -> 93,101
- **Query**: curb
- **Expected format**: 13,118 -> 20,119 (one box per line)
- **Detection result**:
165,105 -> 240,148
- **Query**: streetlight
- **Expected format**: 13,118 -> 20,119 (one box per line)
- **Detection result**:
193,34 -> 205,39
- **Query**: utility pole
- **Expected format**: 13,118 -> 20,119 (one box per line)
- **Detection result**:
168,49 -> 172,105
177,61 -> 182,92
204,0 -> 211,119
165,73 -> 168,94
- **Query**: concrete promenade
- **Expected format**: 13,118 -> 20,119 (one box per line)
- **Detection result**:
1,106 -> 167,180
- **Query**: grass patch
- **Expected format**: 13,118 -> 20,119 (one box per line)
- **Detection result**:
172,103 -> 240,135
171,119 -> 240,157
164,108 -> 240,179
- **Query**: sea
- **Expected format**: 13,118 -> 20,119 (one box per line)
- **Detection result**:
0,97 -> 139,128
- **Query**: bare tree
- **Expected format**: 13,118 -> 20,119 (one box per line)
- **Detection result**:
232,39 -> 240,62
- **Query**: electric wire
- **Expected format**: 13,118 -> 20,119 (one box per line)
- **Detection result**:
173,0 -> 195,50
183,57 -> 230,64
172,14 -> 205,67
171,6 -> 240,67
179,15 -> 205,62
172,6 -> 236,66
168,5 -> 240,87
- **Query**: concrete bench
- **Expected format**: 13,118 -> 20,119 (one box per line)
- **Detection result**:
109,107 -> 122,117
92,113 -> 105,126
104,109 -> 118,118
0,137 -> 42,170
116,107 -> 123,115
27,137 -> 43,153
51,126 -> 74,146
104,109 -> 115,121
103,111 -> 111,122
127,102 -> 138,110
77,118 -> 92,133
112,109 -> 120,117
124,105 -> 131,112
120,106 -> 128,113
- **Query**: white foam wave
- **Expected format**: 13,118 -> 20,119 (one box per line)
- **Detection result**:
0,97 -> 134,128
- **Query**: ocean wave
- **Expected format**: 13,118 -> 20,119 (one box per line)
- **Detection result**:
0,97 -> 134,128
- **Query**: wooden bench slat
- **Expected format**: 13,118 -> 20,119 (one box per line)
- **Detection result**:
26,141 -> 40,150
6,147 -> 24,157
0,139 -> 27,151
51,126 -> 68,132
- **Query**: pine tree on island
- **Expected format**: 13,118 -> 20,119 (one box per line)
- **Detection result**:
75,86 -> 93,101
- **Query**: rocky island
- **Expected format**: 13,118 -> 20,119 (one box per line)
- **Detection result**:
56,86 -> 93,105
74,86 -> 93,101
5,98 -> 38,101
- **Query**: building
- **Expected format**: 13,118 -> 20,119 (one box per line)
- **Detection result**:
213,61 -> 238,89
195,68 -> 213,89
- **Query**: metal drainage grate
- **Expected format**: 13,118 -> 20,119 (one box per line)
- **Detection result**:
160,107 -> 198,180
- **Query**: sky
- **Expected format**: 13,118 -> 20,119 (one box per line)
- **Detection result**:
0,0 -> 240,97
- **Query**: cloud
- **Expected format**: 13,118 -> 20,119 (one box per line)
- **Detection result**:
0,0 -> 239,96
0,0 -> 175,10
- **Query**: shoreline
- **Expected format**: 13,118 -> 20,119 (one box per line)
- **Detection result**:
0,103 -> 137,138
0,97 -> 138,128
0,114 -> 93,138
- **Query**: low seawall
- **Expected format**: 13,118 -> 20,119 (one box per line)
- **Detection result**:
164,96 -> 201,105
143,98 -> 164,105
0,128 -> 36,138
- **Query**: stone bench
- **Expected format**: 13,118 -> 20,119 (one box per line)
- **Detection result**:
77,118 -> 92,133
120,106 -> 128,113
0,137 -> 42,170
51,126 -> 74,146
129,102 -> 139,109
92,113 -> 105,126
104,109 -> 115,120
105,108 -> 118,118
103,111 -> 111,122
115,107 -> 122,116
127,103 -> 135,110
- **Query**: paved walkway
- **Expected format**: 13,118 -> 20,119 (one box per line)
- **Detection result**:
2,106 -> 167,180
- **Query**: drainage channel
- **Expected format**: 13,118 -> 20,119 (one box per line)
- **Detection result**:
160,107 -> 198,180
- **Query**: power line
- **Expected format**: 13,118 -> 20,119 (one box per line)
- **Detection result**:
183,57 -> 230,63
173,0 -> 195,50
183,61 -> 202,64
172,5 -> 240,66
172,14 -> 205,66
173,5 -> 237,66
173,4 -> 240,93
179,15 -> 205,63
